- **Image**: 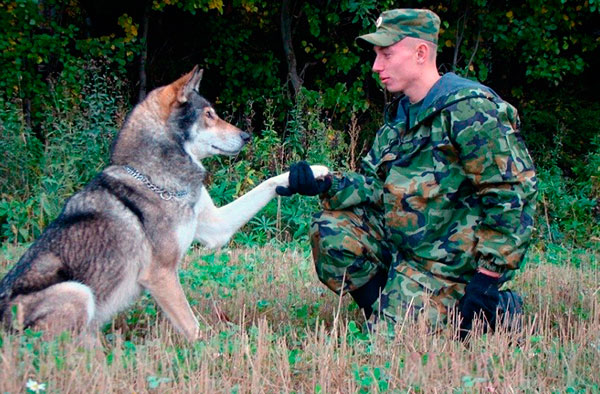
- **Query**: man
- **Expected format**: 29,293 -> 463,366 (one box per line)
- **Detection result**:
276,9 -> 537,338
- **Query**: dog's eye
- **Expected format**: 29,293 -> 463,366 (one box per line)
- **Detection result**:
206,110 -> 214,119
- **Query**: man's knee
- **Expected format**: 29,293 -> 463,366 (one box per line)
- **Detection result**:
310,211 -> 341,285
309,210 -> 345,262
310,209 -> 388,292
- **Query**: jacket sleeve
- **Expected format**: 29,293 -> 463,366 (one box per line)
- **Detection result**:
450,97 -> 538,274
319,124 -> 399,211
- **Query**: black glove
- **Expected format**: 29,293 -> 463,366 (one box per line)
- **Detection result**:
458,271 -> 501,340
276,161 -> 332,196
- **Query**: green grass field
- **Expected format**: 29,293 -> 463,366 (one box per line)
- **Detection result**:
1,242 -> 598,393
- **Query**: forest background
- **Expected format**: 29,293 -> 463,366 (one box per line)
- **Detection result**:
1,0 -> 599,248
1,0 -> 599,249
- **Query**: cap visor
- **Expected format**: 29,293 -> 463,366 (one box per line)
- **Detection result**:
356,32 -> 399,47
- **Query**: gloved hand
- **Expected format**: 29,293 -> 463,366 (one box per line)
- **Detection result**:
458,271 -> 501,340
276,161 -> 332,196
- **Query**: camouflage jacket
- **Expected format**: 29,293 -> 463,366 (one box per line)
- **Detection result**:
321,73 -> 538,281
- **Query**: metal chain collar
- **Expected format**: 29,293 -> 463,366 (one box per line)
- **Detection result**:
123,166 -> 188,201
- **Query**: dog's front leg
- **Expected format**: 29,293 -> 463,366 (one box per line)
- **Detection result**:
195,165 -> 329,248
139,266 -> 199,341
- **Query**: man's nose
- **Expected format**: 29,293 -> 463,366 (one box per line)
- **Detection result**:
372,56 -> 383,73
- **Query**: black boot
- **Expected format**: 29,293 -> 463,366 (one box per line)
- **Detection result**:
454,289 -> 523,341
349,270 -> 387,320
497,289 -> 523,330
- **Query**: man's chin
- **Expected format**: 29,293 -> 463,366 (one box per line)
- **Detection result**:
385,85 -> 402,94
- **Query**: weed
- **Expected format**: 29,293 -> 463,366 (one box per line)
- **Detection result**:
0,243 -> 599,391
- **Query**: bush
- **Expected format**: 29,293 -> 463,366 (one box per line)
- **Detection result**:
519,93 -> 600,248
1,62 -> 598,251
0,61 -> 128,242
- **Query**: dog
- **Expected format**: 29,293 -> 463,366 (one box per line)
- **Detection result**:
0,66 -> 328,341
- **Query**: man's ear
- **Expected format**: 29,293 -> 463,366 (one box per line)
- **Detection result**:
177,65 -> 204,103
416,43 -> 429,64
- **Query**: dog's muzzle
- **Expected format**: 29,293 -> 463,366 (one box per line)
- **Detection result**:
240,132 -> 251,143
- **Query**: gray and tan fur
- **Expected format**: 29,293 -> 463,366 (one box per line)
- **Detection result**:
0,66 -> 328,341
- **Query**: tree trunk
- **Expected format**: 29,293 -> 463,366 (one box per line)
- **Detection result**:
280,0 -> 302,96
138,1 -> 150,102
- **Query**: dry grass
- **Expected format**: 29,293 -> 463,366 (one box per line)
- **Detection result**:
1,243 -> 599,393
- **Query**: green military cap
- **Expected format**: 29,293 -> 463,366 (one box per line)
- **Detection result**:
357,9 -> 441,46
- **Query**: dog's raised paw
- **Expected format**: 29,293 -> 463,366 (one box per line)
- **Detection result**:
310,165 -> 330,179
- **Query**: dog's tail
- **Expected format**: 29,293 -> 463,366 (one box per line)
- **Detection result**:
0,270 -> 17,322
0,299 -> 8,322
0,252 -> 34,322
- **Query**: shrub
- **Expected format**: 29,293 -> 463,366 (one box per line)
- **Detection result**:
0,61 -> 128,243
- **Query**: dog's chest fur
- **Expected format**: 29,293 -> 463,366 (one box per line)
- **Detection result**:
95,184 -> 201,323
174,193 -> 203,259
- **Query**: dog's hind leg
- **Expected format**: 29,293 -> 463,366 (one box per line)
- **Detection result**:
7,282 -> 95,338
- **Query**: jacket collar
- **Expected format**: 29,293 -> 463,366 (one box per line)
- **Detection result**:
395,72 -> 500,128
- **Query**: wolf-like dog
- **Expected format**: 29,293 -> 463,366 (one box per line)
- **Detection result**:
0,66 -> 328,341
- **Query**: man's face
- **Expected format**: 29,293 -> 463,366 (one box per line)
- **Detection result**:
372,38 -> 419,94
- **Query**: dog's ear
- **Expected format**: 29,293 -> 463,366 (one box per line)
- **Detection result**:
156,66 -> 204,121
177,66 -> 203,104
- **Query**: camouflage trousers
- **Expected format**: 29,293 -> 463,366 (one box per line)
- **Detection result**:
310,206 -> 467,327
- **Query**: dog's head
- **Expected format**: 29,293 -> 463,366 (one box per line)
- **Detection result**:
159,66 -> 250,163
112,66 -> 250,168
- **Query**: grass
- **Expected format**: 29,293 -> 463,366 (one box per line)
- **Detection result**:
0,242 -> 599,393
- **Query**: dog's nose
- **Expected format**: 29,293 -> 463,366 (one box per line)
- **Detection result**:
240,132 -> 251,143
